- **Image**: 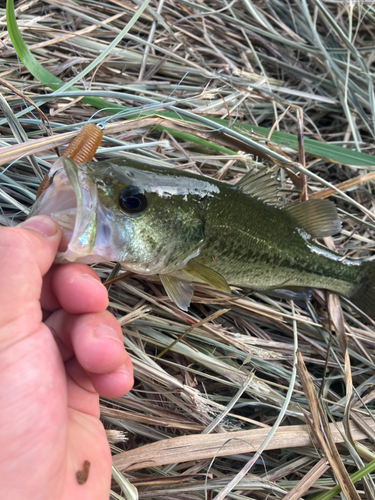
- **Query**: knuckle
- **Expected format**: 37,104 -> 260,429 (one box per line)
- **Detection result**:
0,227 -> 36,256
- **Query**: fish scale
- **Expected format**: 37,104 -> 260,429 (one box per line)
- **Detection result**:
197,189 -> 359,295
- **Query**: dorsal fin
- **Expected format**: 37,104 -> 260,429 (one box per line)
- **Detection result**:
283,199 -> 342,238
236,166 -> 279,205
184,260 -> 231,294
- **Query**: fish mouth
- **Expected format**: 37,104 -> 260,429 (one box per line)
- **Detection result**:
32,157 -> 98,263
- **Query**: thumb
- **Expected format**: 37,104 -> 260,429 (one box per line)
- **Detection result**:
0,216 -> 61,339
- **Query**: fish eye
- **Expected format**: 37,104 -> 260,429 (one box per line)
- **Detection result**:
119,187 -> 147,215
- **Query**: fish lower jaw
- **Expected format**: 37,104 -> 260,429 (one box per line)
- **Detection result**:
50,208 -> 77,253
51,208 -> 76,230
54,249 -> 113,264
31,169 -> 79,254
32,163 -> 100,262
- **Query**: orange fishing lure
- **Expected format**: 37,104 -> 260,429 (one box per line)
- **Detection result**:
36,123 -> 103,199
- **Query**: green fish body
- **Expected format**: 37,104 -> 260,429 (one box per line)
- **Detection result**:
31,157 -> 375,317
190,191 -> 359,295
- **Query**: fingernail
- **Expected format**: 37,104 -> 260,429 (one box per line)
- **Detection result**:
82,273 -> 100,283
20,216 -> 58,237
82,274 -> 107,291
94,324 -> 122,344
117,363 -> 129,374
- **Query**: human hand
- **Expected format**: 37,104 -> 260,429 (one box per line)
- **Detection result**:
0,216 -> 133,500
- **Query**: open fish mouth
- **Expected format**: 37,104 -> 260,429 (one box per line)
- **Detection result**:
31,157 -> 98,263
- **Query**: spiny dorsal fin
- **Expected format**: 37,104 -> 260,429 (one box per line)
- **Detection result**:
283,199 -> 342,238
184,260 -> 231,294
236,166 -> 279,205
160,274 -> 194,311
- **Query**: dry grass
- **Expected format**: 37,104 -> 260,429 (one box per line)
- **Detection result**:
1,0 -> 375,498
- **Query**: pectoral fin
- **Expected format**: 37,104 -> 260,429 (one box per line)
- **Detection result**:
160,262 -> 231,310
160,274 -> 194,311
283,199 -> 342,238
184,260 -> 231,294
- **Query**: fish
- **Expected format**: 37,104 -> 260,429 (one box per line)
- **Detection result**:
31,156 -> 375,319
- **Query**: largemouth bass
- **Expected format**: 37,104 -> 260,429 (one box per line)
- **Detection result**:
31,156 -> 375,318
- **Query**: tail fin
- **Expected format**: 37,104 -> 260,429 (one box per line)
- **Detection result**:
349,262 -> 375,320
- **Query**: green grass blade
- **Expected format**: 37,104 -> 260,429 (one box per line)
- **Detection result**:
308,458 -> 375,500
6,0 -> 61,88
144,112 -> 375,168
233,123 -> 375,168
6,0 -> 120,109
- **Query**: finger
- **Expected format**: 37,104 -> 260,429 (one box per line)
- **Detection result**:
45,309 -> 127,374
66,356 -> 133,412
41,264 -> 108,314
47,310 -> 134,402
51,265 -> 108,314
0,216 -> 61,340
40,265 -> 60,312
90,358 -> 134,398
65,358 -> 99,417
